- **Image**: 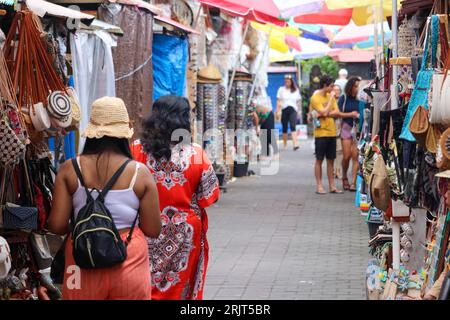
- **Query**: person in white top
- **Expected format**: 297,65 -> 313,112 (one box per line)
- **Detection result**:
334,68 -> 348,95
276,74 -> 302,150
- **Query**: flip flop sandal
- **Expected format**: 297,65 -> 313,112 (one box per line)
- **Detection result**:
316,189 -> 327,195
330,189 -> 344,194
349,185 -> 357,192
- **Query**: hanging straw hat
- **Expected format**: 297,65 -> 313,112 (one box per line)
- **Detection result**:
198,63 -> 222,81
82,97 -> 133,139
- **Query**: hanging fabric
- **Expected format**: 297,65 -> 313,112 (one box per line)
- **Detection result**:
152,33 -> 189,101
98,4 -> 154,139
70,30 -> 116,153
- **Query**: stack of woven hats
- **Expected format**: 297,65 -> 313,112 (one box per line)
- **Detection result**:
198,64 -> 222,84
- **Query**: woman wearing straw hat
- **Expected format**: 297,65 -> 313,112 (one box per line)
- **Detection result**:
131,95 -> 220,300
49,96 -> 161,300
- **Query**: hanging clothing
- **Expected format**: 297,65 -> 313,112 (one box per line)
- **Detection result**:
98,4 -> 154,139
152,34 -> 189,101
131,141 -> 220,300
70,30 -> 116,153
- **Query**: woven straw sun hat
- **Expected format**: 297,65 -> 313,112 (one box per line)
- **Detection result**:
82,97 -> 133,139
198,63 -> 222,81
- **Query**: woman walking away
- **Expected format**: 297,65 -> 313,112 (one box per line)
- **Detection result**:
338,77 -> 362,191
131,95 -> 220,300
48,97 -> 161,300
276,74 -> 301,151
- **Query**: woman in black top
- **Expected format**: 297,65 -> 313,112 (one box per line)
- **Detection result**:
338,76 -> 361,191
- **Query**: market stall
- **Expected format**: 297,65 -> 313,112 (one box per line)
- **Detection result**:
356,0 -> 450,300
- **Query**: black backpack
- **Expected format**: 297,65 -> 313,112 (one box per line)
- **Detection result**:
70,158 -> 138,269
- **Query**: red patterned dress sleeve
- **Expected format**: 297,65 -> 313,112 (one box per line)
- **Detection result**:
196,148 -> 220,208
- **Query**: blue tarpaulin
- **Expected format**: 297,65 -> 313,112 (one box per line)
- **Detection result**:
152,34 -> 189,101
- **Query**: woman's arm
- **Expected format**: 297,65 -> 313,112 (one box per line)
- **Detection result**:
136,166 -> 161,238
48,161 -> 74,235
331,110 -> 359,119
275,99 -> 282,121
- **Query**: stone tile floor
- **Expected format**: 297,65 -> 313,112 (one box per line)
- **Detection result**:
204,139 -> 369,300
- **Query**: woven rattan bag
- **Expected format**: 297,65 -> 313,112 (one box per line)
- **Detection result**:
409,105 -> 429,147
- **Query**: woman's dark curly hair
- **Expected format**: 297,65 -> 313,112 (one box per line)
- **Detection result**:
141,95 -> 191,160
344,76 -> 361,98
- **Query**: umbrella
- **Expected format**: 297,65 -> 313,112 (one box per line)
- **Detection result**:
294,0 -> 401,26
294,4 -> 352,26
251,22 -> 301,53
332,21 -> 390,45
295,37 -> 331,60
199,0 -> 325,26
269,37 -> 331,61
294,23 -> 339,43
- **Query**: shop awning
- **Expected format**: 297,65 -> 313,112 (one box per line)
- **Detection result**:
26,0 -> 95,22
154,15 -> 200,34
199,0 -> 287,27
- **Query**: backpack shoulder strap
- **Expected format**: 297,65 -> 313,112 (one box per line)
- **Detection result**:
100,159 -> 132,199
71,158 -> 91,199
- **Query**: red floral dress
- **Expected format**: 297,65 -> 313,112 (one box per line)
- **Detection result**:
131,141 -> 220,300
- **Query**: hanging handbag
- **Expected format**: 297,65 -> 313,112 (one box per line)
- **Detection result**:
50,236 -> 67,285
401,15 -> 439,142
0,113 -> 26,167
29,232 -> 53,270
371,91 -> 389,137
369,154 -> 391,212
408,105 -> 429,147
425,124 -> 441,154
2,203 -> 38,230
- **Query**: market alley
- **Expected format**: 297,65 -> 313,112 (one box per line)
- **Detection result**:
204,139 -> 369,300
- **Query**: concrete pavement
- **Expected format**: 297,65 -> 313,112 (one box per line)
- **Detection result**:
204,139 -> 369,300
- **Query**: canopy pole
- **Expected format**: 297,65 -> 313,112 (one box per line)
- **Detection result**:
373,5 -> 380,79
380,0 -> 385,82
226,20 -> 250,105
391,0 -> 400,272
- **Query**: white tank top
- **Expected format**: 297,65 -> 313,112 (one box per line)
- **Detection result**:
72,157 -> 140,230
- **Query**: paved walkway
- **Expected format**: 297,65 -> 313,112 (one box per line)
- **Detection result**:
204,139 -> 369,300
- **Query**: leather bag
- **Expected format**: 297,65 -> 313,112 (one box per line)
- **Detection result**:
369,154 -> 391,212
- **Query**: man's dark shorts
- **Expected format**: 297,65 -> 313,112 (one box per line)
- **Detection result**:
315,137 -> 337,161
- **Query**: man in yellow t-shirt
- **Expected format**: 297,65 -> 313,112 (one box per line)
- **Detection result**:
310,75 -> 358,195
